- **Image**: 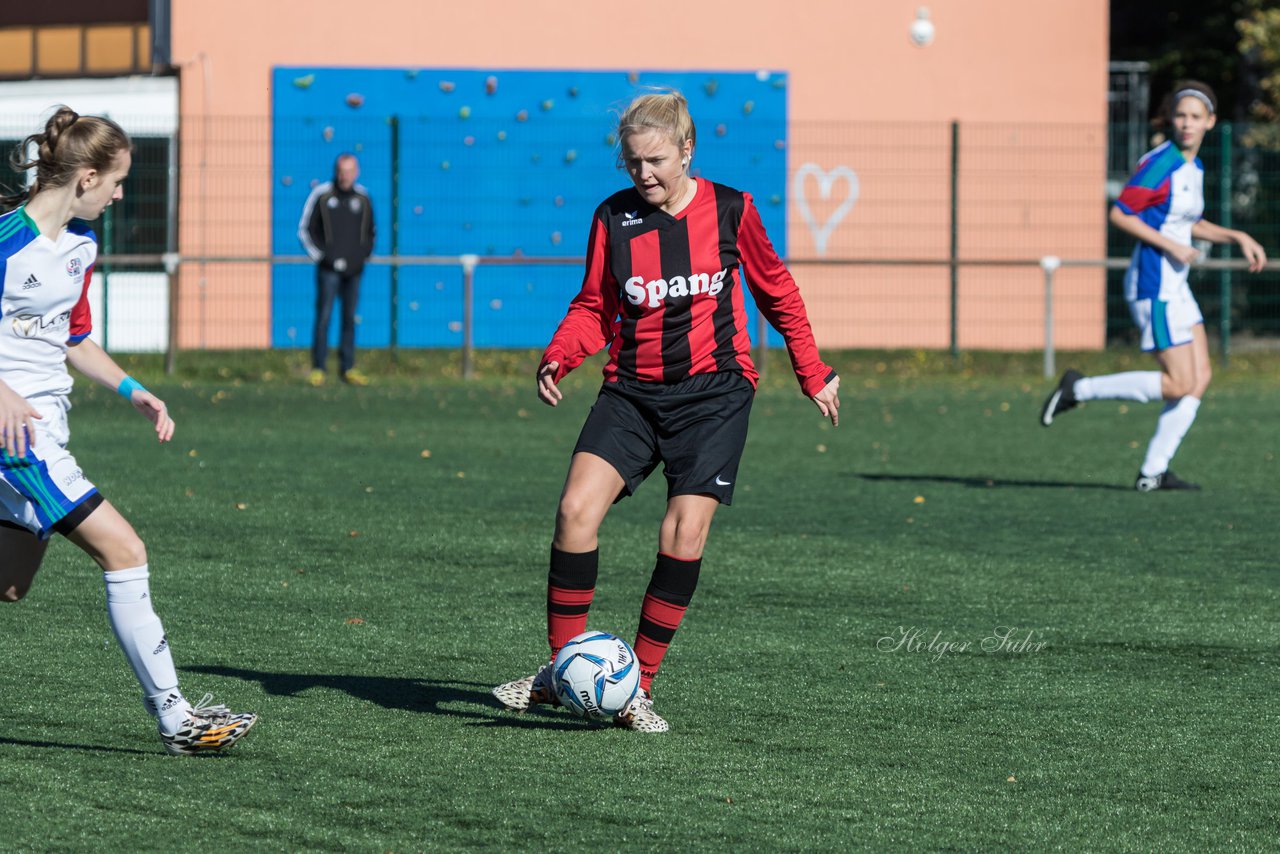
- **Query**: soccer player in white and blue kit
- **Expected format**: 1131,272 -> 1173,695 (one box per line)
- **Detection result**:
1040,81 -> 1267,491
0,108 -> 257,754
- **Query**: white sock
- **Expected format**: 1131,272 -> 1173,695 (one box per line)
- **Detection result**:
1140,396 -> 1201,477
104,565 -> 189,735
1074,371 -> 1163,403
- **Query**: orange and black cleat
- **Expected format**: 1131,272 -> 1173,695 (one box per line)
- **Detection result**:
160,694 -> 258,756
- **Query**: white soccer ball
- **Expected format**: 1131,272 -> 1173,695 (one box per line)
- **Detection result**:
552,631 -> 640,720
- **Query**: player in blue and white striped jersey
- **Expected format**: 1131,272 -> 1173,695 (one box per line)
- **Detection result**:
1041,81 -> 1267,491
0,108 -> 257,754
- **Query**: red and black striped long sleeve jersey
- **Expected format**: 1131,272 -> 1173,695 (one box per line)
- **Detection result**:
542,177 -> 836,397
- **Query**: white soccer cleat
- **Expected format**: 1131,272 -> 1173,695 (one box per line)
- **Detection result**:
613,689 -> 669,733
492,663 -> 557,711
160,693 -> 258,756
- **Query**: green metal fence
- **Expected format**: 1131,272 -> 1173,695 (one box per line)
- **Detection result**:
1107,121 -> 1280,351
5,118 -> 1280,357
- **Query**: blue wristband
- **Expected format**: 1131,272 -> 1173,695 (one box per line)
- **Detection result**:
117,376 -> 147,399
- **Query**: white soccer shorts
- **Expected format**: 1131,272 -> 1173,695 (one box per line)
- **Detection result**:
0,395 -> 98,539
1128,287 -> 1204,353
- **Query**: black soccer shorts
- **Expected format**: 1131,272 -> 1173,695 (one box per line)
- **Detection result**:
573,371 -> 754,505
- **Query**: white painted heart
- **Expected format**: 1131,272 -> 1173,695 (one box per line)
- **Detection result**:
792,163 -> 860,257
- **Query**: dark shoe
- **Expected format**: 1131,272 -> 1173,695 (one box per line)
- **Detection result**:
1040,369 -> 1083,426
1134,469 -> 1201,492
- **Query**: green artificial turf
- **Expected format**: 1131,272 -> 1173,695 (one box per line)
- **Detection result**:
1,350 -> 1276,851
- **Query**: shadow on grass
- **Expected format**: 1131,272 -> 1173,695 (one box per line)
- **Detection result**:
858,473 -> 1130,491
184,665 -> 586,730
0,737 -> 155,756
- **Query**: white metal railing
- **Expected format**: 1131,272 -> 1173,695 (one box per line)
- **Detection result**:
1037,256 -> 1276,378
94,253 -> 1279,378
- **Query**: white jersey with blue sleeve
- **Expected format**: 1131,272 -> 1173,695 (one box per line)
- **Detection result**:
0,206 -> 98,400
1115,141 -> 1205,303
0,206 -> 102,538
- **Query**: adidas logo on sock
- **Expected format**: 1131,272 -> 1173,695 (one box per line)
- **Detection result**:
160,693 -> 183,712
153,635 -> 169,655
21,274 -> 41,290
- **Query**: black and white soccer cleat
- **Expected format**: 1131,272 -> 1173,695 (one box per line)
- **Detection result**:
1134,469 -> 1201,492
1040,369 -> 1083,427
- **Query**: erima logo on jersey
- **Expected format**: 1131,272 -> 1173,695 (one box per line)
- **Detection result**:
624,269 -> 729,308
21,274 -> 40,290
621,211 -> 643,227
12,310 -> 71,337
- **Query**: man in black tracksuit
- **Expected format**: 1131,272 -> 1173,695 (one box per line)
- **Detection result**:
298,153 -> 375,385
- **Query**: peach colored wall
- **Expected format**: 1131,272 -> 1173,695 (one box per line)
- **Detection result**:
170,0 -> 1109,350
172,1 -> 1107,122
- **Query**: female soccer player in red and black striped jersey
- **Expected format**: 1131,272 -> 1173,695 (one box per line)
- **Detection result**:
493,90 -> 840,732
0,108 -> 256,754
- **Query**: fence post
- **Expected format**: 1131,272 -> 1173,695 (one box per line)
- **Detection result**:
165,125 -> 180,375
100,204 -> 113,352
460,254 -> 478,380
389,114 -> 401,364
1218,122 -> 1233,367
164,253 -> 180,375
949,119 -> 960,362
1040,255 -> 1060,379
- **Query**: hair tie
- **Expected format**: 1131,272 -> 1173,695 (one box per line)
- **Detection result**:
1173,89 -> 1214,114
44,112 -> 79,154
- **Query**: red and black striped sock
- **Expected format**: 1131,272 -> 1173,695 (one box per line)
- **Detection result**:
633,552 -> 701,693
547,547 -> 598,659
